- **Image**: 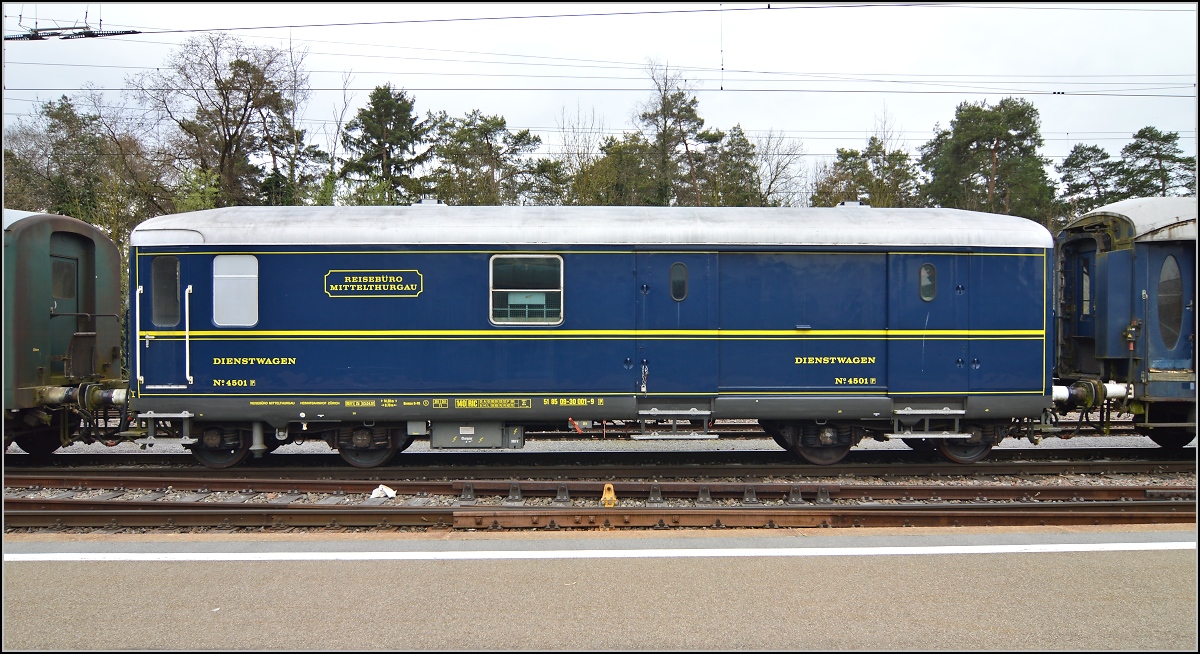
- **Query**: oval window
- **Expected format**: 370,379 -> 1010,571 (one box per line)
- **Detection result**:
670,263 -> 688,301
919,263 -> 936,302
1158,255 -> 1183,350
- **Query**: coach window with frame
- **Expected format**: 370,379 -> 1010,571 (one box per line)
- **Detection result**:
1080,258 -> 1092,317
1158,255 -> 1183,350
213,255 -> 259,327
51,258 -> 77,302
670,262 -> 688,301
919,263 -> 937,302
151,256 -> 180,327
490,255 -> 563,325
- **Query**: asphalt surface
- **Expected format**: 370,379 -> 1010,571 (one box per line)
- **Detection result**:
4,525 -> 1196,650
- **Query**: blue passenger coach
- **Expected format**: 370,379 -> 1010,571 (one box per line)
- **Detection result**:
127,204 -> 1054,467
1056,197 -> 1196,449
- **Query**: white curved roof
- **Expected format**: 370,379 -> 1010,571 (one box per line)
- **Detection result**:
1073,197 -> 1197,242
3,208 -> 43,230
129,205 -> 1053,248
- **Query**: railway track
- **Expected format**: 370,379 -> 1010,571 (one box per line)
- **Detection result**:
8,442 -> 1192,531
6,468 -> 1195,530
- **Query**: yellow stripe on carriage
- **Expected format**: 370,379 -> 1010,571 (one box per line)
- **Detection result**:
141,328 -> 1045,339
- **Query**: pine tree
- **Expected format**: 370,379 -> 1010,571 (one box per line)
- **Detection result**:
340,84 -> 434,205
1117,127 -> 1197,198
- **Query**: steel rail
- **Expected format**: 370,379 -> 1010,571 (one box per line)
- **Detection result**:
4,499 -> 1193,529
5,475 -> 1195,503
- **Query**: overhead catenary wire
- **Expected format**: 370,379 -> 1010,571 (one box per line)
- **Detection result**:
6,59 -> 1195,91
4,6 -> 1193,167
7,84 -> 1194,98
4,1 -> 1193,39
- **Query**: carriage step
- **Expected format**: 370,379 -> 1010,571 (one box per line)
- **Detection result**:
631,432 -> 718,440
885,433 -> 974,439
893,407 -> 966,416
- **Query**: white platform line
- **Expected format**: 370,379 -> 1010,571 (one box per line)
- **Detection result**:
4,541 -> 1194,562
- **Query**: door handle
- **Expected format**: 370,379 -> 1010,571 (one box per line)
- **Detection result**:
184,285 -> 194,384
135,285 -> 144,383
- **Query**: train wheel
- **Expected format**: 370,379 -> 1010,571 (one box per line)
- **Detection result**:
1146,431 -> 1195,449
338,444 -> 398,468
758,421 -> 794,451
902,438 -> 936,453
191,445 -> 251,468
936,427 -> 993,464
191,427 -> 251,468
14,435 -> 61,455
393,432 -> 416,454
795,443 -> 851,465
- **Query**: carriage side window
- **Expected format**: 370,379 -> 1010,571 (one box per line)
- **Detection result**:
1080,258 -> 1091,317
1158,255 -> 1182,350
151,256 -> 180,327
670,263 -> 688,301
213,255 -> 259,327
490,255 -> 562,325
51,259 -> 76,300
918,263 -> 936,302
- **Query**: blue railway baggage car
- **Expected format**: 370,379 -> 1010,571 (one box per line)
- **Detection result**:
127,203 -> 1054,467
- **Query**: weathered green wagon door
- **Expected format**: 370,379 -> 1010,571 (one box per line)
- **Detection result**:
48,232 -> 91,380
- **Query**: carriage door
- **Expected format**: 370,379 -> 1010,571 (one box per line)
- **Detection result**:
634,252 -> 718,398
49,231 -> 101,379
1058,239 -> 1099,375
1074,249 -> 1097,339
887,254 -> 969,394
968,252 -> 1047,392
48,232 -> 82,376
138,253 -> 192,390
1147,244 -> 1195,374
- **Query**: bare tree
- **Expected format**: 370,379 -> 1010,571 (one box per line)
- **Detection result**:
80,89 -> 175,231
128,32 -> 290,206
555,102 -> 607,205
753,129 -> 807,206
324,71 -> 356,177
312,71 -> 356,205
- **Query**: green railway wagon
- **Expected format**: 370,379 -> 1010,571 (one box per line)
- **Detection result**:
4,209 -> 128,454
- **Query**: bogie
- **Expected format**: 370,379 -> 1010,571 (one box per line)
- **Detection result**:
189,426 -> 251,468
331,426 -> 410,468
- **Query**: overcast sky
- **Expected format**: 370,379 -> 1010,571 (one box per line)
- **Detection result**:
2,2 -> 1196,172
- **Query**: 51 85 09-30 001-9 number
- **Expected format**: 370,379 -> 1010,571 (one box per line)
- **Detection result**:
212,379 -> 255,387
834,377 -> 876,385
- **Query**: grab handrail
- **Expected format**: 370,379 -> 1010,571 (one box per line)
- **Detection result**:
135,285 -> 143,384
185,285 -> 193,384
